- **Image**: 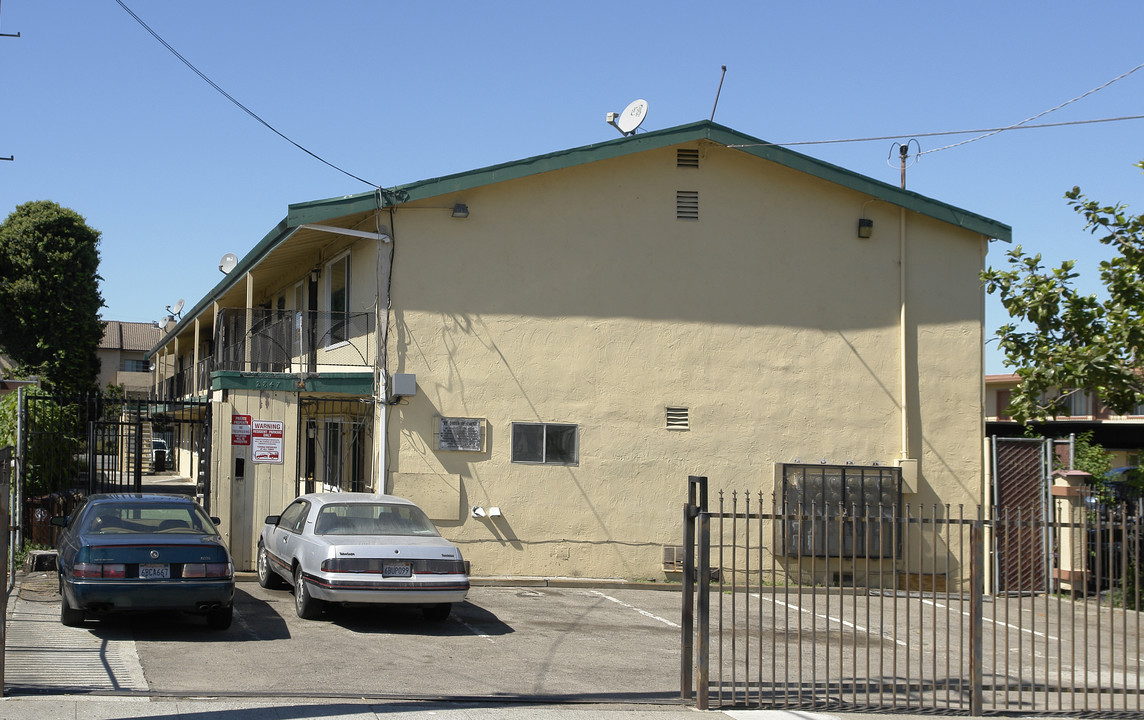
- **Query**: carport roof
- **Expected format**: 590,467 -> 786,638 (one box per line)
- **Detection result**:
153,120 -> 1012,353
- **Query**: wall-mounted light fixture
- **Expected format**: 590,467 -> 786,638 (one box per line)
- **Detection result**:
310,269 -> 319,283
858,218 -> 874,239
451,203 -> 469,219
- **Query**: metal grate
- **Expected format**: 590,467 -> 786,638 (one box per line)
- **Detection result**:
677,148 -> 700,168
666,406 -> 690,430
992,437 -> 1048,592
676,190 -> 699,221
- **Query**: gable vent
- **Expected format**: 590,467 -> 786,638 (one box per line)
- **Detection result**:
676,191 -> 699,221
677,148 -> 699,168
666,406 -> 690,431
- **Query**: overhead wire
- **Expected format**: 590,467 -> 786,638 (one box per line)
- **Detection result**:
114,0 -> 380,189
116,0 -> 1142,182
920,60 -> 1144,155
727,61 -> 1144,154
727,114 -> 1144,151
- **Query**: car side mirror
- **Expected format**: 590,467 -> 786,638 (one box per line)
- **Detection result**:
265,515 -> 280,526
210,516 -> 222,526
50,516 -> 68,528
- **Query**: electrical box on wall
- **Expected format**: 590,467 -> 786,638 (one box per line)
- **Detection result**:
392,373 -> 417,397
895,458 -> 918,493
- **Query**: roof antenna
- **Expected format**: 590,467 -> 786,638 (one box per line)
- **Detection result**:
710,65 -> 727,121
888,139 -> 921,189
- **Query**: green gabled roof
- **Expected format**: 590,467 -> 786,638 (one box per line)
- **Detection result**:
286,120 -> 1011,240
153,120 -> 1010,353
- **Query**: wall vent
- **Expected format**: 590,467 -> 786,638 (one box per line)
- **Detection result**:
675,191 -> 699,221
666,406 -> 690,430
677,148 -> 699,168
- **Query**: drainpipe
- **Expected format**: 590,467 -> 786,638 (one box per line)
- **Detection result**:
899,206 -> 909,461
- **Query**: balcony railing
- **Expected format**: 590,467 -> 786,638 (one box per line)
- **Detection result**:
213,307 -> 375,374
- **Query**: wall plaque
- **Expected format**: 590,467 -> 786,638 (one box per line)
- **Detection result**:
436,417 -> 484,452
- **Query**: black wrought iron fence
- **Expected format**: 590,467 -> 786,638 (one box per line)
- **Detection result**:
682,478 -> 1143,715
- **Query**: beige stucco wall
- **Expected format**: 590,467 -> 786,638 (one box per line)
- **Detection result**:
379,141 -> 989,580
211,389 -> 300,570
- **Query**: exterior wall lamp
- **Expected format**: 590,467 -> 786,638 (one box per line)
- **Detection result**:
451,203 -> 469,218
858,218 -> 873,239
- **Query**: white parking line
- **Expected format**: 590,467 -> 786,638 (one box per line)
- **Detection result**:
588,590 -> 680,628
456,616 -> 496,643
756,594 -> 908,648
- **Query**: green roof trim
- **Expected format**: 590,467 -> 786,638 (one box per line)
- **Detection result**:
154,120 -> 1010,351
285,121 -> 1011,241
212,371 -> 373,395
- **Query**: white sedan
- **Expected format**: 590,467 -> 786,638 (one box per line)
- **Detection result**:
257,493 -> 469,620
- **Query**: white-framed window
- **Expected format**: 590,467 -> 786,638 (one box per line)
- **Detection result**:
122,358 -> 150,373
511,422 -> 578,465
1040,389 -> 1090,417
324,252 -> 350,348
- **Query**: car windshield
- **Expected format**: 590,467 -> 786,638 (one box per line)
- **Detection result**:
84,502 -> 218,536
314,503 -> 440,537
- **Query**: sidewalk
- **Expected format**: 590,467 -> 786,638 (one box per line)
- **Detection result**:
0,696 -> 725,719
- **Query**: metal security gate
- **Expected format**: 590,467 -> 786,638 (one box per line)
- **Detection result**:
15,390 -> 211,550
992,437 -> 1050,592
682,475 -> 1144,714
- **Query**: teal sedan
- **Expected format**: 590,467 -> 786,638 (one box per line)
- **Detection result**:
52,494 -> 234,630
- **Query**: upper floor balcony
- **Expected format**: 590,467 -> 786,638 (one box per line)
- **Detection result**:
213,307 -> 375,374
154,308 -> 376,401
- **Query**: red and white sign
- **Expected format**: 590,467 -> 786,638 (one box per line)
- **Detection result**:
252,420 -> 285,464
231,414 -> 252,446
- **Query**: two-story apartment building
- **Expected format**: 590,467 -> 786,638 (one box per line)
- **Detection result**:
98,321 -> 164,400
986,373 -> 1144,466
149,121 -> 1010,578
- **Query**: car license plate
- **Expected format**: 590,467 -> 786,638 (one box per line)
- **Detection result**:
139,564 -> 169,579
382,562 -> 412,578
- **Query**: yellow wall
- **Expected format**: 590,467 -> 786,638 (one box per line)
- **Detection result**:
381,142 -> 989,579
211,389 -> 300,570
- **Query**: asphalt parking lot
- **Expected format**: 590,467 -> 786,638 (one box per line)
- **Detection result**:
7,573 -> 685,701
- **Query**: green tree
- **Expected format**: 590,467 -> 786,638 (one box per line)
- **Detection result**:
0,200 -> 105,395
982,160 -> 1144,424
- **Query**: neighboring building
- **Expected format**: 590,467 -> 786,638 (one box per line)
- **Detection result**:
148,121 -> 1011,578
986,373 -> 1144,466
98,321 -> 164,399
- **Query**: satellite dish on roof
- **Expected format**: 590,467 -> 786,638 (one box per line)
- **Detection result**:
219,252 -> 238,274
165,298 -> 185,320
606,98 -> 649,136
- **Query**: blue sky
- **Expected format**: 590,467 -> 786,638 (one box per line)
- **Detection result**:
2,2 -> 1142,374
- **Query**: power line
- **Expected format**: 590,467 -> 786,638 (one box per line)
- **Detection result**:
726,113 -> 1144,151
920,60 -> 1144,155
114,0 -> 379,189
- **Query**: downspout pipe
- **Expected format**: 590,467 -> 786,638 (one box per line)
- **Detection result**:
900,206 -> 909,460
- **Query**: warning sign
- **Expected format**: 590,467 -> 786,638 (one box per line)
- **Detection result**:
252,420 -> 285,464
231,414 -> 252,446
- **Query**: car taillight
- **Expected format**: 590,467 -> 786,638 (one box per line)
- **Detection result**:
419,559 -> 466,574
322,558 -> 368,572
319,558 -> 467,574
183,563 -> 230,578
74,563 -> 125,578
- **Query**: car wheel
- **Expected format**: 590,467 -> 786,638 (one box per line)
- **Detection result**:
422,603 -> 451,622
206,604 -> 233,630
293,566 -> 322,619
257,544 -> 285,589
60,590 -> 85,627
